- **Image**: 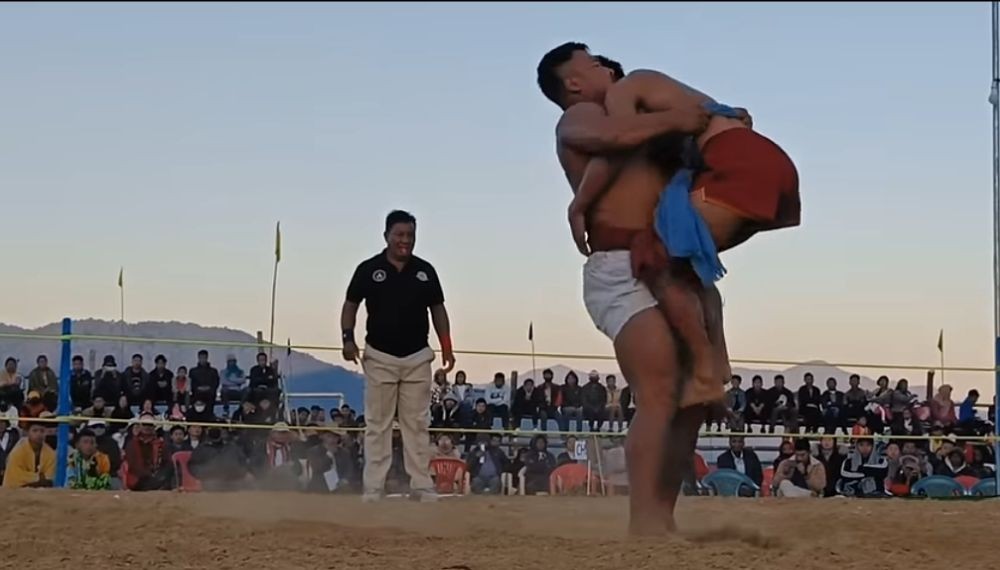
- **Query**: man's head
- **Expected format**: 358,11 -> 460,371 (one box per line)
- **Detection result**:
523,379 -> 534,390
443,394 -> 458,410
731,375 -> 742,388
885,442 -> 900,460
154,354 -> 167,370
138,413 -> 156,437
36,355 -> 48,369
901,441 -> 918,456
877,375 -> 889,389
826,377 -> 837,390
71,355 -> 84,372
193,398 -> 208,414
176,365 -> 187,378
493,372 -> 505,387
849,374 -> 860,388
4,357 -> 16,373
856,438 -> 874,458
131,354 -> 143,369
542,369 -> 554,383
968,389 -> 981,404
92,396 -> 105,410
437,434 -> 454,451
729,436 -> 745,455
256,352 -> 268,366
27,422 -> 45,446
270,422 -> 292,445
475,398 -> 487,414
197,350 -> 209,365
188,424 -> 203,440
774,375 -> 785,389
76,429 -> 98,457
489,433 -> 502,449
259,397 -> 272,411
455,370 -> 467,384
170,425 -> 186,444
607,375 -> 617,389
588,370 -> 600,384
752,375 -> 762,389
803,373 -> 814,386
537,42 -> 614,109
384,210 -> 416,261
793,438 -> 812,464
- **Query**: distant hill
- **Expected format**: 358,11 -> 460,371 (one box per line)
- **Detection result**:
0,320 -> 364,410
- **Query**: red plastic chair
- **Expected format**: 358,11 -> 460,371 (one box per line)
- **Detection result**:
549,463 -> 602,495
429,457 -> 468,495
172,451 -> 202,492
954,475 -> 980,491
761,467 -> 774,497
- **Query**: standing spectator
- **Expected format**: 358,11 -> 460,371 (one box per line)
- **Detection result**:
890,379 -> 916,416
815,436 -> 846,497
339,210 -> 455,504
0,418 -> 20,480
69,355 -> 94,411
432,393 -> 461,430
560,371 -> 585,432
148,355 -> 174,407
724,375 -> 747,432
844,374 -> 869,428
538,369 -> 562,430
485,372 -> 511,429
716,436 -> 763,487
451,370 -> 474,423
173,365 -> 191,409
67,429 -> 112,490
190,350 -> 220,409
464,398 -> 493,451
797,373 -> 822,433
821,377 -> 846,434
124,413 -> 171,491
744,375 -> 768,432
92,355 -> 123,405
929,384 -> 957,431
430,369 -> 450,417
523,434 -> 556,495
582,371 -> 608,432
122,354 -> 150,407
838,438 -> 889,497
772,438 -> 825,498
433,434 -> 461,459
1,421 -> 55,488
605,375 -> 624,432
0,357 -> 24,409
27,355 -> 58,411
219,355 -> 246,414
512,379 -> 545,430
467,433 -> 509,494
248,352 -> 279,404
767,375 -> 797,434
250,422 -> 302,491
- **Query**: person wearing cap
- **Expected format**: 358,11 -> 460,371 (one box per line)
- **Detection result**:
250,421 -> 302,491
582,371 -> 609,432
19,390 -> 46,430
431,393 -> 461,431
340,209 -> 455,503
2,420 -> 55,488
67,429 -> 112,490
220,355 -> 246,414
93,355 -> 124,404
27,355 -> 58,412
148,355 -> 174,407
123,412 -> 171,491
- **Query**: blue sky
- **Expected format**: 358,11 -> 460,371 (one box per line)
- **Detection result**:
1,3 -> 996,391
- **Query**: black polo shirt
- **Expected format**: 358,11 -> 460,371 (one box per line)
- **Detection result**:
346,250 -> 445,358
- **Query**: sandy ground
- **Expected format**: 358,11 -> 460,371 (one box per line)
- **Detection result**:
2,490 -> 994,569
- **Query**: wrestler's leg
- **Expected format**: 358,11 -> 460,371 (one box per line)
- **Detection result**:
660,404 -> 708,526
702,284 -> 733,402
649,267 -> 716,388
614,307 -> 681,536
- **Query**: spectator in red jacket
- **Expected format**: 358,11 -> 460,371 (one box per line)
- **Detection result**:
124,413 -> 171,491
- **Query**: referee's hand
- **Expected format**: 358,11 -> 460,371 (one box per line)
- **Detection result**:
441,349 -> 456,373
343,341 -> 360,364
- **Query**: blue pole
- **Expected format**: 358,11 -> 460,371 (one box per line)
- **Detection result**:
54,318 -> 72,488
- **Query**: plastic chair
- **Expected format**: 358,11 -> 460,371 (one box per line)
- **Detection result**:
761,467 -> 774,497
971,478 -> 997,497
701,468 -> 760,497
172,451 -> 202,492
910,475 -> 967,498
549,463 -> 601,495
429,457 -> 469,495
954,475 -> 981,491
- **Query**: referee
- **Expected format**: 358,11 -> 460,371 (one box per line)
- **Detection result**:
341,209 -> 455,502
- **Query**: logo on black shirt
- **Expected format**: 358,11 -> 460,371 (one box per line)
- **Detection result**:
416,271 -> 428,282
372,269 -> 387,283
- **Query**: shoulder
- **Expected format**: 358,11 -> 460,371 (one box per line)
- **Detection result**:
556,102 -> 606,129
355,252 -> 385,271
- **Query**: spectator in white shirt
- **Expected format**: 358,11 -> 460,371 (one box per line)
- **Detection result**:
485,372 -> 511,429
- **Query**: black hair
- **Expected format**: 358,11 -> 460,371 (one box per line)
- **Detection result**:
849,374 -> 860,380
543,368 -> 553,376
970,389 -> 981,398
170,425 -> 186,435
803,372 -> 813,379
257,352 -> 267,360
154,354 -> 167,364
132,353 -> 143,361
310,405 -> 322,411
475,398 -> 487,405
4,357 -> 14,366
523,378 -> 534,385
536,41 -> 589,106
297,407 -> 309,414
595,54 -> 625,80
733,375 -> 743,382
385,210 -> 416,234
177,365 -> 188,373
72,355 -> 83,362
493,372 -> 505,381
197,349 -> 209,357
774,374 -> 785,381
36,355 -> 47,363
794,438 -> 811,452
76,428 -> 96,440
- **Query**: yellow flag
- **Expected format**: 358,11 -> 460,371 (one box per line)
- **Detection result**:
275,222 -> 281,263
117,267 -> 123,288
937,329 -> 944,353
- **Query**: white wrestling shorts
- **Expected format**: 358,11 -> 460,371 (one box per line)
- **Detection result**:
583,250 -> 658,341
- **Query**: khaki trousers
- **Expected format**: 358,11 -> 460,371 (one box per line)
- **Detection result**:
362,346 -> 435,493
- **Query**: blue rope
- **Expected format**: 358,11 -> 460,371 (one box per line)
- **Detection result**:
653,102 -> 742,286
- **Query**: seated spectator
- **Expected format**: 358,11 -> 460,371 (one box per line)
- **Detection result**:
0,417 -> 20,480
124,413 -> 172,491
186,397 -> 217,425
716,436 -> 763,488
0,397 -> 16,425
772,438 -> 825,498
19,391 -> 46,429
431,393 -> 461,431
605,375 -> 624,431
248,352 -> 279,404
869,376 -> 893,431
109,395 -> 134,435
148,355 -> 174,407
723,375 -> 747,432
559,372 -> 585,432
80,396 -> 113,420
485,372 -> 511,429
139,399 -> 164,421
69,355 -> 94,412
172,365 -> 191,409
929,384 -> 958,431
958,390 -> 988,435
28,355 -> 59,411
899,440 -> 931,476
2,421 -> 55,488
306,431 -> 358,494
67,429 -> 112,490
935,448 -> 976,478
122,354 -> 150,407
291,407 -> 310,427
969,445 -> 996,479
844,374 -> 869,428
87,420 -> 122,486
339,405 -> 358,428
164,425 -> 191,465
309,405 -> 328,426
797,373 -> 822,434
187,424 -> 205,450
92,355 -> 123,405
249,397 -> 279,426
821,377 -> 846,434
430,369 -> 450,417
772,440 -> 794,472
838,438 -> 889,497
220,355 -> 246,414
851,415 -> 872,437
250,422 -> 302,491
929,436 -> 958,473
582,371 -> 608,432
890,407 -> 924,440
557,435 -> 581,466
509,448 -> 529,493
767,375 -> 797,434
744,375 -> 768,432
189,350 -> 221,408
188,422 -> 250,491
230,400 -> 256,424
815,436 -> 845,498
464,398 -> 493,451
890,379 -> 917,416
433,434 -> 461,460
523,434 -> 556,495
451,370 -> 474,417
466,433 -> 509,494
0,357 -> 24,409
513,379 -> 547,430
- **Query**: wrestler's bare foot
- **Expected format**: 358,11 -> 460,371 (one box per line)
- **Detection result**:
629,513 -> 676,537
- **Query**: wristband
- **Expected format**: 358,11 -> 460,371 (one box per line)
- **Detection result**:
440,335 -> 453,354
342,329 -> 355,343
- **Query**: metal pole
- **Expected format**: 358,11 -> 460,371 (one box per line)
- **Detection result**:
54,318 -> 72,488
991,0 -> 1000,496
